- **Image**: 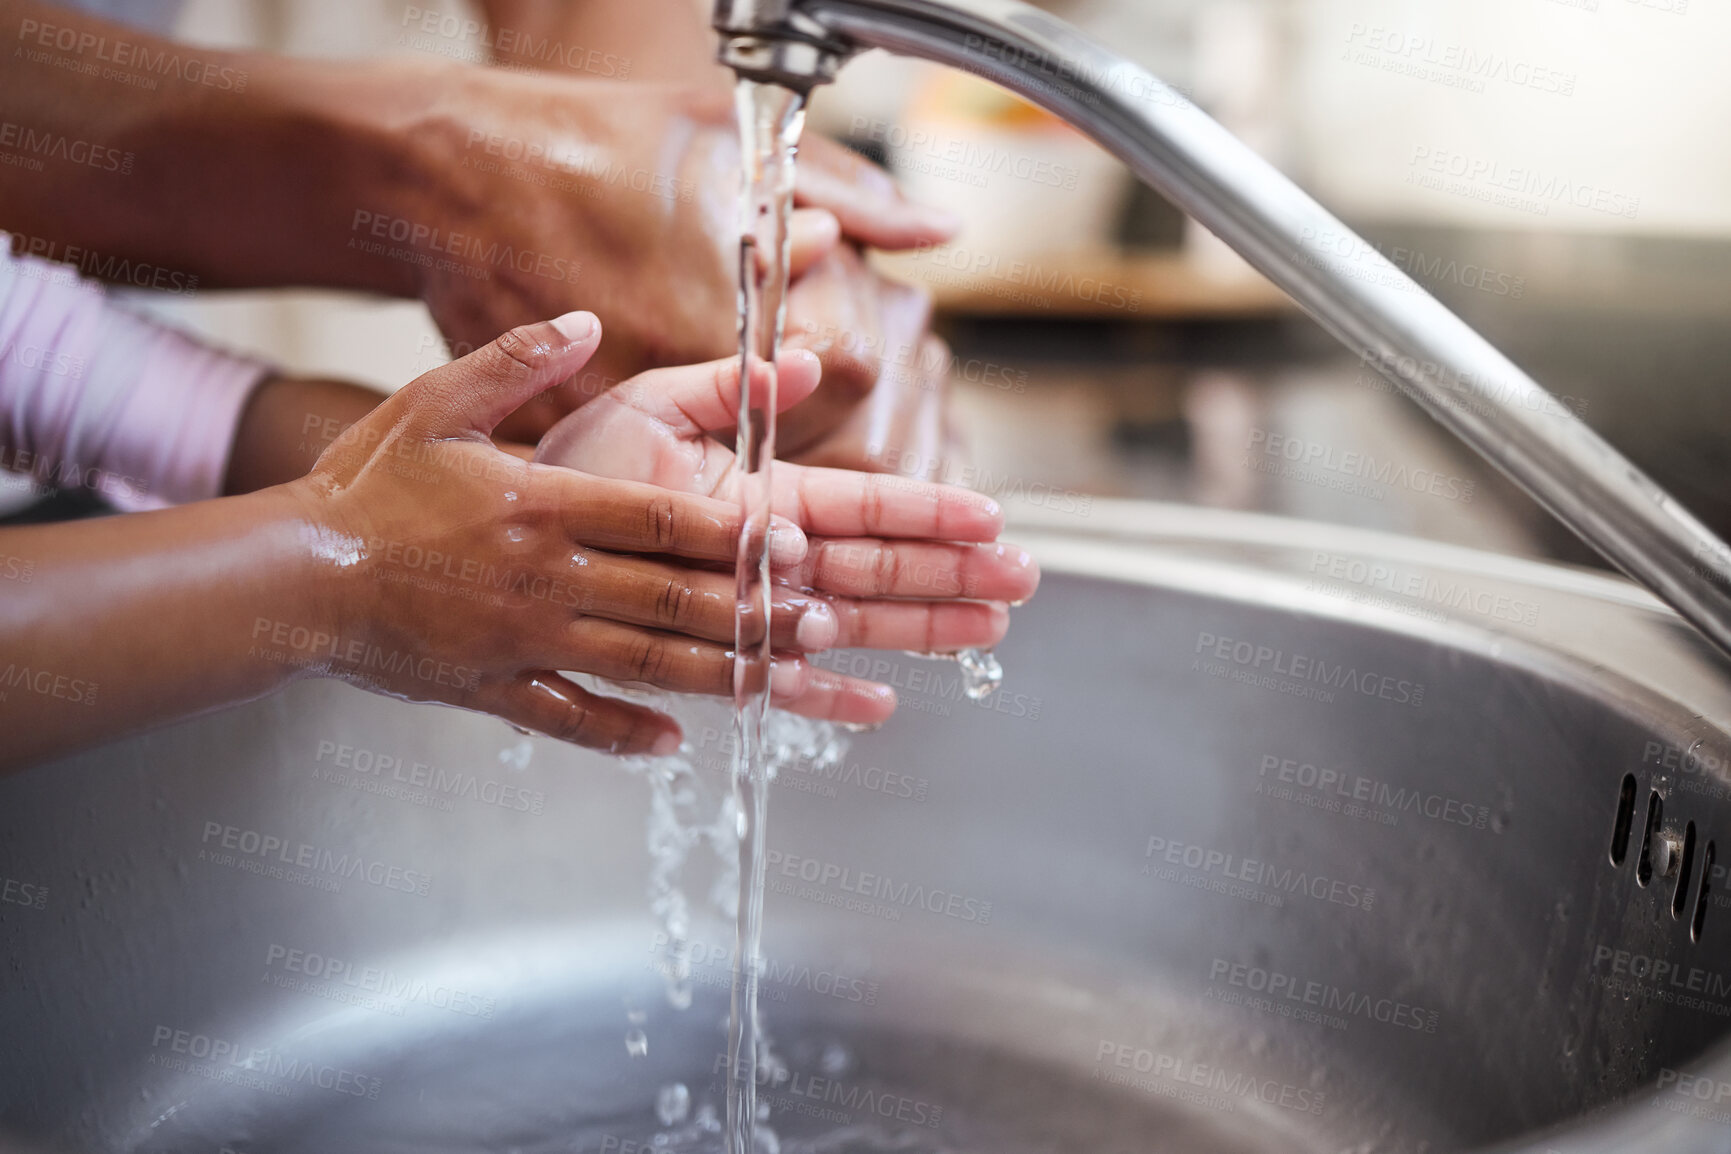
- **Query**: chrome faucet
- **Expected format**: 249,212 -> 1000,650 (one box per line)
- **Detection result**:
715,0 -> 1731,663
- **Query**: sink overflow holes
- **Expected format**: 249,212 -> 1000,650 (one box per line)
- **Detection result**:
1636,790 -> 1664,888
1609,773 -> 1637,866
1694,841 -> 1715,944
1672,821 -> 1698,919
1611,772 -> 1714,942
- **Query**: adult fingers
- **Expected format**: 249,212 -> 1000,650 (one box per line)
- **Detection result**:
475,671 -> 681,756
573,549 -> 839,650
788,208 -> 842,278
540,469 -> 806,565
797,134 -> 961,251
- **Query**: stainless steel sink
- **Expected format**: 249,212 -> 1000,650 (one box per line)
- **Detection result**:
5,501 -> 1731,1153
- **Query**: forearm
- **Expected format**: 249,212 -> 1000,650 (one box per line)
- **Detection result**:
223,377 -> 386,495
478,0 -> 727,87
0,483 -> 328,771
0,0 -> 448,296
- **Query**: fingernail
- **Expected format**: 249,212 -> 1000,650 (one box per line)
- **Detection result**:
769,523 -> 807,566
551,310 -> 598,343
650,729 -> 682,757
795,602 -> 837,651
770,659 -> 803,700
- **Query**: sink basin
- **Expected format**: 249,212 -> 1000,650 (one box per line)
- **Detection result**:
5,500 -> 1731,1153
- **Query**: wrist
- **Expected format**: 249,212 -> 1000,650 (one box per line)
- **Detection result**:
242,479 -> 362,688
244,55 -> 461,299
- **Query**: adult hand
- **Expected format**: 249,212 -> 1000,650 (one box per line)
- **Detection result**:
779,245 -> 963,478
393,74 -> 959,449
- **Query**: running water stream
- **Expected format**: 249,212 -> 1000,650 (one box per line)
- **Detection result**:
726,77 -> 809,1154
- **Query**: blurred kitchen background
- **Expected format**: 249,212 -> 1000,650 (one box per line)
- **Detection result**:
19,0 -> 1730,569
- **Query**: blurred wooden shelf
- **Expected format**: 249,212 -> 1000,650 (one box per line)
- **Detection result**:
871,247 -> 1295,320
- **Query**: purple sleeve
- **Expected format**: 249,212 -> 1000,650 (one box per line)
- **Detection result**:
0,239 -> 274,511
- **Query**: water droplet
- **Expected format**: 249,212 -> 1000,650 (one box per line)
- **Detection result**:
957,648 -> 1003,700
625,1028 -> 648,1057
656,1082 -> 691,1126
818,1042 -> 852,1076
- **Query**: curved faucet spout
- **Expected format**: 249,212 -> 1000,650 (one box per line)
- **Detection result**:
714,0 -> 1731,664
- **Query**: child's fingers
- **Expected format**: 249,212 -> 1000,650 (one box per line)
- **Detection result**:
776,665 -> 899,726
607,349 -> 823,435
